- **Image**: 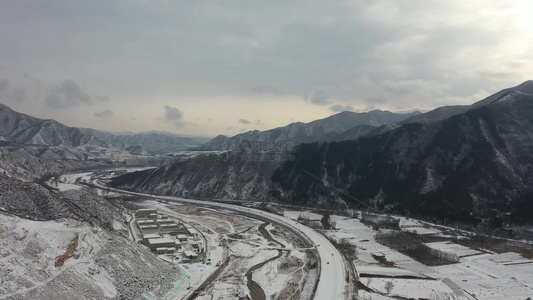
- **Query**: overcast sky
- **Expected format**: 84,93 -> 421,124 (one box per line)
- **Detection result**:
1,1 -> 532,136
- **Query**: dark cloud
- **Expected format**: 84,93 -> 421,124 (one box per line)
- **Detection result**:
0,79 -> 9,91
250,85 -> 282,96
163,105 -> 183,121
330,104 -> 354,112
45,80 -> 92,108
238,119 -> 251,124
94,109 -> 113,118
163,105 -> 185,128
308,89 -> 331,105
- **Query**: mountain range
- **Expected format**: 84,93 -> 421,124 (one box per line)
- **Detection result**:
0,103 -> 107,148
111,80 -> 533,227
196,110 -> 421,150
0,103 -> 210,155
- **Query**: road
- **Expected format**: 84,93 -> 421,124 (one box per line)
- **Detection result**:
92,179 -> 348,300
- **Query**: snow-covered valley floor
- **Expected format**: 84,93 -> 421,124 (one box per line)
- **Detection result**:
13,168 -> 533,300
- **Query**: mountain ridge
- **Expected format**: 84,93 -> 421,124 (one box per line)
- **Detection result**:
0,103 -> 107,148
197,109 -> 421,150
111,80 -> 533,226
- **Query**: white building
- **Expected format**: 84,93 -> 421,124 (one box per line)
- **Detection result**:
137,219 -> 156,226
138,224 -> 159,233
177,234 -> 188,242
159,223 -> 181,233
142,233 -> 161,245
185,226 -> 197,237
183,250 -> 198,259
137,208 -> 157,219
157,219 -> 178,225
146,237 -> 181,252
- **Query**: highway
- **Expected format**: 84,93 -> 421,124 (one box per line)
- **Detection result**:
92,179 -> 348,300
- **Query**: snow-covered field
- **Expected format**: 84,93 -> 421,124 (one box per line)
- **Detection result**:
426,241 -> 483,258
434,252 -> 533,300
366,278 -> 457,299
46,172 -> 93,191
328,214 -> 533,300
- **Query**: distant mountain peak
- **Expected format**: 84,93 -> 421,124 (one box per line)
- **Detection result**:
513,80 -> 533,95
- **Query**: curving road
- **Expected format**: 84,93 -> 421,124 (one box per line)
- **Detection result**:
92,179 -> 347,300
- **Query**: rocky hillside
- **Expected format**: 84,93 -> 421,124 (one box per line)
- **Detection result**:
0,212 -> 181,300
0,145 -> 97,181
111,81 -> 533,226
197,110 -> 420,150
110,151 -> 287,200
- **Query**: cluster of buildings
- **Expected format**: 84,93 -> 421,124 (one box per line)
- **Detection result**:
135,208 -> 201,261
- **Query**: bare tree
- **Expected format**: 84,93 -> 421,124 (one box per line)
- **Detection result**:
384,281 -> 394,294
321,211 -> 332,229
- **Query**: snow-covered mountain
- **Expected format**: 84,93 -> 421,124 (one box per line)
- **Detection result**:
111,81 -> 533,226
0,184 -> 182,299
0,103 -> 107,148
398,80 -> 533,125
0,103 -> 209,155
196,110 -> 421,150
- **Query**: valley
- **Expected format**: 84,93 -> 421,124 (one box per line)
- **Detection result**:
2,2 -> 533,299
1,81 -> 533,300
10,168 -> 529,300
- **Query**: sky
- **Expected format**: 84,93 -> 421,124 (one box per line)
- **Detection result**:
0,1 -> 532,137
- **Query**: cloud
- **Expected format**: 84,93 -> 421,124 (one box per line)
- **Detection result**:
308,89 -> 331,105
96,95 -> 110,102
254,120 -> 263,125
226,126 -> 235,131
0,79 -> 27,102
45,80 -> 92,108
163,105 -> 183,121
0,79 -> 9,91
330,104 -> 354,112
238,119 -> 251,124
94,109 -> 114,118
12,87 -> 27,102
250,85 -> 282,96
173,121 -> 186,128
163,105 -> 185,128
0,1 -> 532,135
